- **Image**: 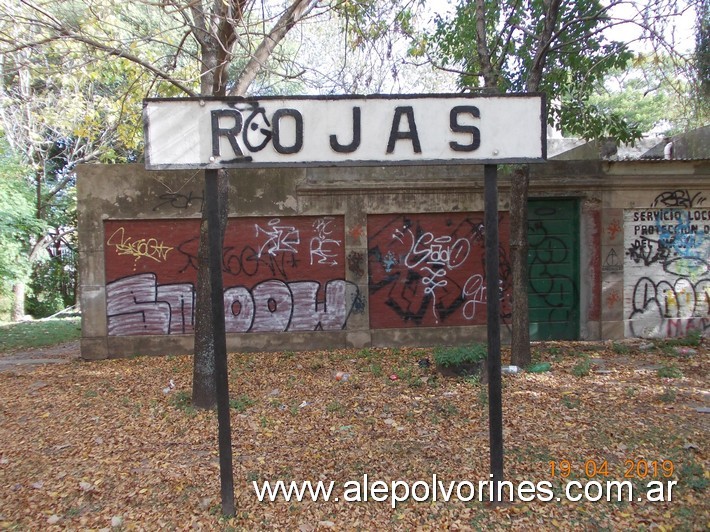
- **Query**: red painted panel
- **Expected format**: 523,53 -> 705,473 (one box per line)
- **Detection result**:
104,216 -> 354,335
585,203 -> 602,322
105,216 -> 343,285
367,212 -> 511,329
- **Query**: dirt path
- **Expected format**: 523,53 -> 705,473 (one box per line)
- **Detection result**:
0,341 -> 80,373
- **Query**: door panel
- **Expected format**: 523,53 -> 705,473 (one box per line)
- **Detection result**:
527,199 -> 580,340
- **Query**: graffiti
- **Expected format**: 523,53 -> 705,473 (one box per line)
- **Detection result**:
606,290 -> 620,309
224,279 -> 358,332
107,274 -> 194,335
106,227 -> 173,266
651,190 -> 706,209
624,193 -> 710,338
395,225 -> 473,321
382,250 -> 398,273
152,191 -> 203,212
528,215 -> 578,325
350,225 -> 364,241
627,276 -> 710,337
175,237 -> 301,279
602,248 -> 622,272
368,213 -> 510,328
626,238 -> 670,268
347,251 -> 365,279
104,216 -> 347,336
626,209 -> 710,274
310,217 -> 341,266
350,290 -> 366,314
107,274 -> 359,335
607,219 -> 621,240
255,218 -> 300,257
461,274 -> 486,320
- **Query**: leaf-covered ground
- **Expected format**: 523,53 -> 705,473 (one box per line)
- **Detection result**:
0,341 -> 707,530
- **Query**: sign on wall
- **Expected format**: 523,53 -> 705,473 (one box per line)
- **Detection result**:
624,190 -> 710,338
144,94 -> 546,169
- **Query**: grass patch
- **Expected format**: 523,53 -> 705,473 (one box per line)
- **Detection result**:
326,400 -> 345,415
169,391 -> 196,415
365,362 -> 384,377
661,330 -> 702,348
657,364 -> 683,379
526,362 -> 551,373
230,394 -> 256,412
0,317 -> 81,352
680,458 -> 709,491
611,341 -> 630,354
658,387 -> 677,403
571,355 -> 592,377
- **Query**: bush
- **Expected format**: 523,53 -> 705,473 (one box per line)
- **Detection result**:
26,252 -> 76,318
433,344 -> 487,367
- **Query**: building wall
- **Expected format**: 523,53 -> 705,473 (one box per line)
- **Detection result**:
78,160 -> 710,359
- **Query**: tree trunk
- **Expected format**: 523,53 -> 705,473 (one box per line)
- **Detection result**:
11,282 -> 25,321
509,166 -> 531,367
192,170 -> 230,409
189,1 -> 321,409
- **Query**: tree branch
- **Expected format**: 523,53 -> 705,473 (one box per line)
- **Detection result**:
229,0 -> 317,96
61,31 -> 197,96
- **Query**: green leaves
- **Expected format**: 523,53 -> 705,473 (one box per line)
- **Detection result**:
0,141 -> 41,285
426,0 -> 647,141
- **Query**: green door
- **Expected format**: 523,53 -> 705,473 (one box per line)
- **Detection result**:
527,199 -> 579,340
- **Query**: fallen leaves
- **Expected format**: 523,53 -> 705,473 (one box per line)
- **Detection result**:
0,342 -> 707,529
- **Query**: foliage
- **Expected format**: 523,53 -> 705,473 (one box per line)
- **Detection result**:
0,141 -> 43,292
26,248 -> 77,318
229,395 -> 256,413
526,362 -> 551,373
698,2 -> 710,102
433,343 -> 487,367
662,329 -> 702,348
657,364 -> 683,379
0,317 -> 80,352
429,0 -> 642,143
589,55 -> 708,135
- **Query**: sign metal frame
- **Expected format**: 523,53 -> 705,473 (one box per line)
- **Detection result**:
144,93 -> 546,169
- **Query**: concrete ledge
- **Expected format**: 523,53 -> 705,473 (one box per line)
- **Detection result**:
226,331 -> 349,353
371,325 -> 492,348
80,337 -> 109,360
106,335 -> 194,358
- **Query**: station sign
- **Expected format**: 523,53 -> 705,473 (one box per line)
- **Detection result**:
144,94 -> 546,169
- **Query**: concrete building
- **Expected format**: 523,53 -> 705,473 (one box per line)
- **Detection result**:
78,153 -> 710,359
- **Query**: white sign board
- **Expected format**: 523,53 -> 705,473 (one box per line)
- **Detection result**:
144,94 -> 546,169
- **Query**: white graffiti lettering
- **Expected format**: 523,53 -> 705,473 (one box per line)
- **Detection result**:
106,274 -> 359,336
394,226 -> 472,321
462,274 -> 486,320
310,217 -> 341,266
255,218 -> 300,257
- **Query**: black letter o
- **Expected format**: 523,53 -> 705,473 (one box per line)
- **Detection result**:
272,109 -> 303,154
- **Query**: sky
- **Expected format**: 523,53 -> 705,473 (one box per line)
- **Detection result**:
605,0 -> 699,53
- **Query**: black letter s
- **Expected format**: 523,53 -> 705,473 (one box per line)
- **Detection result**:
449,106 -> 480,152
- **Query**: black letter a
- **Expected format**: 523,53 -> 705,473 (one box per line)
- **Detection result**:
386,106 -> 421,154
